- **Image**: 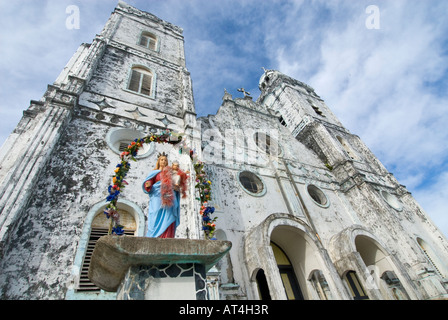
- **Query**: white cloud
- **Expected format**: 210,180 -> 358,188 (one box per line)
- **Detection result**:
0,0 -> 111,146
260,0 -> 448,235
413,171 -> 448,237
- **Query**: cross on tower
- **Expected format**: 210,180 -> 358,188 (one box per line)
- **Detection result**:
237,88 -> 251,97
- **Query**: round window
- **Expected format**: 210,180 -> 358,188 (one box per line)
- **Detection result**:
106,128 -> 154,158
307,185 -> 329,207
380,190 -> 402,211
238,171 -> 265,196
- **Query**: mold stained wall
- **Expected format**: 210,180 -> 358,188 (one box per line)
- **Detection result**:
0,110 -> 198,299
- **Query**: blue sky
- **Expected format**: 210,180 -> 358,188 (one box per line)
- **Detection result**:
0,0 -> 447,237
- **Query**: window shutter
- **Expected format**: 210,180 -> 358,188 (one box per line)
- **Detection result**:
139,35 -> 149,47
77,227 -> 135,292
127,68 -> 153,97
140,73 -> 152,96
77,227 -> 108,292
119,142 -> 129,152
148,37 -> 156,51
128,70 -> 141,93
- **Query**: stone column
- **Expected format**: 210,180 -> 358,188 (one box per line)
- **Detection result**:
89,236 -> 231,300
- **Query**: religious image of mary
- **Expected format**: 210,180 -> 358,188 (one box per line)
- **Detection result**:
142,152 -> 188,238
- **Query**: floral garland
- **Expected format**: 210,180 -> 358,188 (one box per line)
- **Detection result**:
194,161 -> 217,239
104,129 -> 217,239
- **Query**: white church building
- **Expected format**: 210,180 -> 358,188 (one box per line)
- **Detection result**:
0,2 -> 447,300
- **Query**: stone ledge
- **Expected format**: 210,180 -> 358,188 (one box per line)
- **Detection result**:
88,235 -> 232,292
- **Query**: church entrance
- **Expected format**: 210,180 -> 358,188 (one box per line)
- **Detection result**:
271,242 -> 304,300
246,215 -> 343,299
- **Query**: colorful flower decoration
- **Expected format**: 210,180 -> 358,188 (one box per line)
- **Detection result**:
104,129 -> 217,239
194,162 -> 217,239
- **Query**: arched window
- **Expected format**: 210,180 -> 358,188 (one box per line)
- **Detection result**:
417,238 -> 447,278
139,32 -> 158,51
127,66 -> 154,97
77,209 -> 137,293
66,200 -> 145,299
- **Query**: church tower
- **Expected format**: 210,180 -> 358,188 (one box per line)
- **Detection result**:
0,2 -> 199,299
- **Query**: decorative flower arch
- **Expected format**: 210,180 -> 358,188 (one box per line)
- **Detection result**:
103,129 -> 217,239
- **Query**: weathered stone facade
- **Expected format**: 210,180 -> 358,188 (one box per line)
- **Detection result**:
0,2 -> 447,300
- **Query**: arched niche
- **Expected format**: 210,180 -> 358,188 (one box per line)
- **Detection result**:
66,199 -> 145,299
329,226 -> 418,300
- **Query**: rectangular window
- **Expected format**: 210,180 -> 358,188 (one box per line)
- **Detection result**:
279,116 -> 287,127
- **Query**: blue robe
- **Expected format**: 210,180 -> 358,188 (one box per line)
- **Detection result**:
142,170 -> 180,238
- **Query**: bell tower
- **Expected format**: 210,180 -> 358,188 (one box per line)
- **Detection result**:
0,1 -> 199,299
258,69 -> 393,181
75,0 -> 196,130
258,69 -> 349,167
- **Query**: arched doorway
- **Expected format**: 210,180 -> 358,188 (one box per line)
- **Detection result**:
270,224 -> 335,300
245,214 -> 346,300
329,226 -> 419,300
